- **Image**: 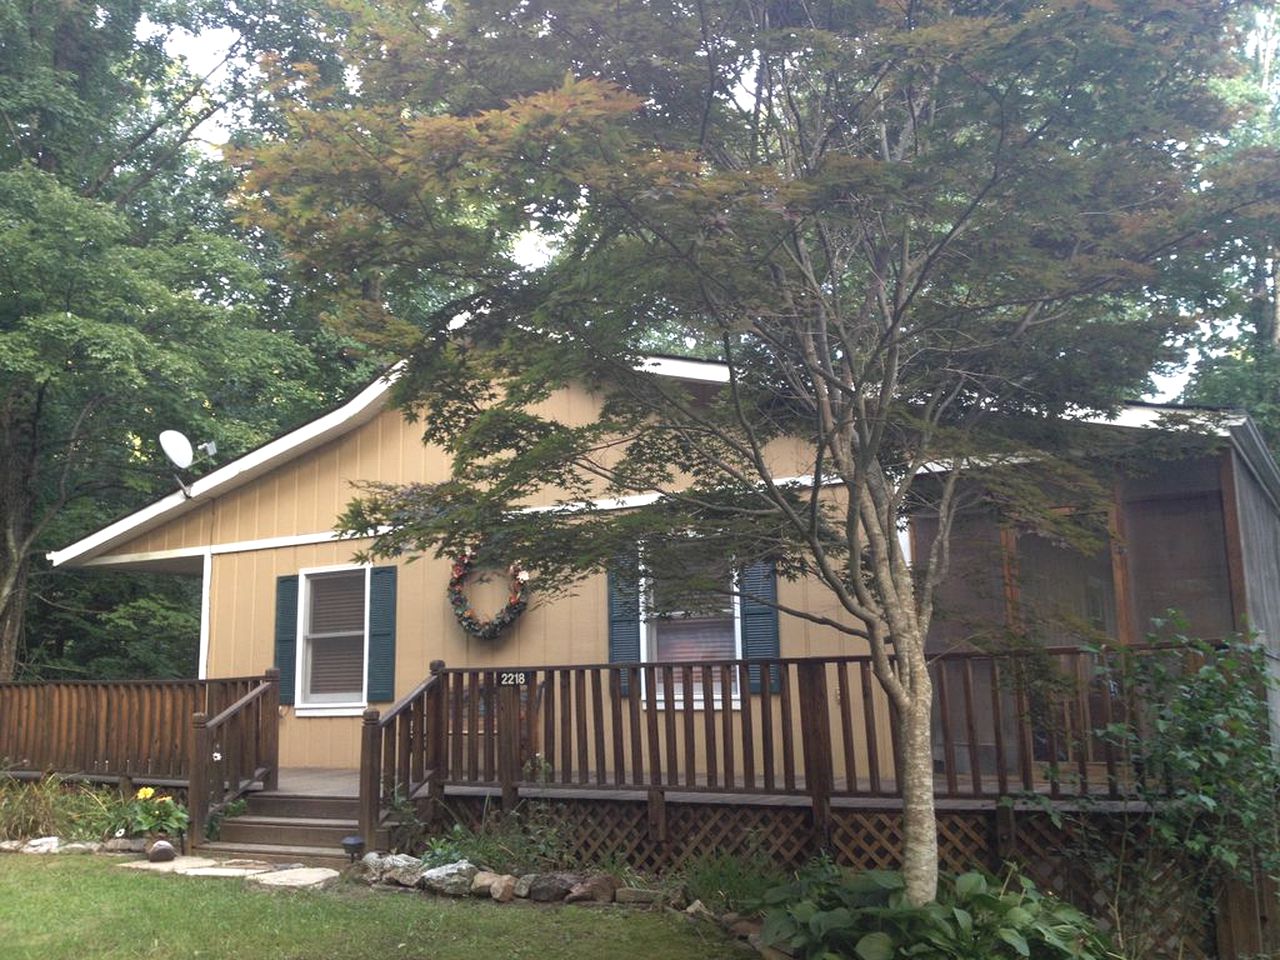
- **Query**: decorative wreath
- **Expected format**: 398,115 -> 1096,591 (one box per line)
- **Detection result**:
447,550 -> 530,641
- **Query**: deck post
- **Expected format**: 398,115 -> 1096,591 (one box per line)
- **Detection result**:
646,787 -> 667,843
189,712 -> 210,850
797,662 -> 833,848
359,708 -> 382,849
497,683 -> 521,810
427,661 -> 447,821
261,668 -> 280,791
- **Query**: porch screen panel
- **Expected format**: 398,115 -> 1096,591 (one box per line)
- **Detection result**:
1124,494 -> 1233,639
1017,530 -> 1117,646
304,571 -> 366,703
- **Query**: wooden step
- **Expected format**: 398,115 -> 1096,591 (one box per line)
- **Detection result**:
197,839 -> 351,870
243,792 -> 360,820
217,815 -> 358,848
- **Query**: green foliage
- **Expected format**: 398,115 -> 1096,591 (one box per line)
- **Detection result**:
681,844 -> 789,914
418,804 -> 571,873
204,797 -> 247,842
761,864 -> 1118,960
0,776 -> 125,841
119,786 -> 189,838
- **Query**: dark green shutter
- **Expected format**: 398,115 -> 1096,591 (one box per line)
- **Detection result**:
367,565 -> 397,702
274,575 -> 298,706
740,561 -> 780,693
607,559 -> 642,695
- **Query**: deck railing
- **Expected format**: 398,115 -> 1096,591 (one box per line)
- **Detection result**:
360,645 -> 1182,838
0,675 -> 272,785
188,669 -> 281,840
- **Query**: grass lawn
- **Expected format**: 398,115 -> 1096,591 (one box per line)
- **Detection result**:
0,856 -> 752,960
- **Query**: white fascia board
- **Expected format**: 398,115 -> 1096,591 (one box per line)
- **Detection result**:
48,365 -> 403,568
48,355 -> 731,570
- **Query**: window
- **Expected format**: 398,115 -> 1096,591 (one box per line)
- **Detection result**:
298,567 -> 369,708
641,557 -> 741,704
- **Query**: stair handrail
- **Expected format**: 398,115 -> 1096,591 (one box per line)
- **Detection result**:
189,668 -> 280,848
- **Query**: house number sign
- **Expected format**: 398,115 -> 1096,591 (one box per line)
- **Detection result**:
498,671 -> 530,686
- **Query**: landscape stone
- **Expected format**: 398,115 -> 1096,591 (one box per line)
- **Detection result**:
103,837 -> 145,853
565,874 -> 618,904
147,840 -> 177,862
685,899 -> 716,922
22,836 -> 60,854
471,870 -> 500,896
179,864 -> 273,878
383,857 -> 429,888
0,839 -> 26,853
514,874 -> 538,898
528,872 -> 582,903
60,841 -> 101,855
420,859 -> 477,896
490,874 -> 517,902
250,867 -> 339,889
615,887 -> 664,905
728,918 -> 763,940
119,856 -> 218,874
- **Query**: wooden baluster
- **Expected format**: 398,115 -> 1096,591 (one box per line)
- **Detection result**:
627,666 -> 643,785
662,665 -> 677,787
860,662 -> 882,795
1098,650 -> 1121,799
382,714 -> 397,798
936,662 -> 958,797
451,673 -> 465,781
466,671 -> 480,782
644,664 -> 661,786
990,659 -> 1009,797
720,664 -> 735,788
1075,653 -> 1092,796
542,671 -> 556,782
681,665 -> 695,787
482,675 -> 496,784
609,669 -> 625,786
591,668 -> 607,788
962,659 -> 983,796
575,669 -> 589,786
1014,667 -> 1035,792
738,662 -> 755,791
559,670 -> 572,784
836,663 -> 857,795
702,664 -> 717,788
779,662 -> 796,792
760,660 -> 776,792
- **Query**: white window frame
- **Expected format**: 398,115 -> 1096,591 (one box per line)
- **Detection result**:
638,563 -> 743,710
294,563 -> 370,717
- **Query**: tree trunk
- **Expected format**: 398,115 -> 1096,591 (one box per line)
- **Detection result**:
0,558 -> 30,680
898,691 -> 939,906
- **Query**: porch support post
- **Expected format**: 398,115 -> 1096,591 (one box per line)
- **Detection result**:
646,786 -> 667,844
497,682 -> 521,811
798,661 -> 833,850
359,708 -> 381,850
261,668 -> 280,791
427,660 -> 446,822
189,712 -> 210,851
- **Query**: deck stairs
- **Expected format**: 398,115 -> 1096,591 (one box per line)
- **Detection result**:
198,791 -> 387,869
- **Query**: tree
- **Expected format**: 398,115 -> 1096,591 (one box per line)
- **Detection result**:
241,0 -> 1278,904
0,1 -> 376,680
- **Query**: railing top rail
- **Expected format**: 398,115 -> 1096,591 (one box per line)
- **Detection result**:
378,672 -> 440,728
205,679 -> 274,730
430,643 -> 1192,676
0,673 -> 270,689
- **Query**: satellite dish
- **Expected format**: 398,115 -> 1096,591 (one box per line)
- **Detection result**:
159,430 -> 195,470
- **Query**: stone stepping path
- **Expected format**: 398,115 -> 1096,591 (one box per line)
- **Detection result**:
117,855 -> 338,887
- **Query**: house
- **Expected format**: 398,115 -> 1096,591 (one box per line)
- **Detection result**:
45,356 -> 1280,784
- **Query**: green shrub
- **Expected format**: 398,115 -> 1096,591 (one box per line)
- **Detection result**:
419,803 -> 571,873
0,776 -> 126,841
681,846 -> 788,913
761,863 -> 1118,960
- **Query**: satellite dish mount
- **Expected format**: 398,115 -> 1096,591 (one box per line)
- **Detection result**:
159,430 -> 217,498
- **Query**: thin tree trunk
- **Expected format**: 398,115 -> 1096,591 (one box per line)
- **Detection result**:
0,558 -> 30,680
898,682 -> 939,906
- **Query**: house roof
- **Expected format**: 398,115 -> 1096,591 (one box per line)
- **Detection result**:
50,353 -> 1280,570
47,355 -> 733,569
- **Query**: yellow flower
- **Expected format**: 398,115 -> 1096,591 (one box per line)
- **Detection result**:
135,786 -> 155,800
